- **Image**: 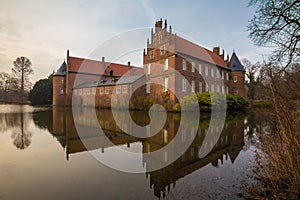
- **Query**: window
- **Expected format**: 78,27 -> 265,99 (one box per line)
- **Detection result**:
60,78 -> 64,84
198,64 -> 202,74
217,85 -> 220,92
182,78 -> 186,92
164,77 -> 168,91
116,86 -> 121,94
234,76 -> 237,82
87,88 -> 91,95
160,45 -> 165,55
147,64 -> 151,74
92,87 -> 96,95
226,86 -> 229,94
217,70 -> 220,78
199,81 -> 202,92
150,50 -> 154,59
146,82 -> 150,93
205,66 -> 208,76
164,58 -> 168,70
99,87 -> 103,95
105,87 -> 110,94
222,85 -> 225,94
211,84 -> 214,92
182,59 -> 186,70
78,89 -> 82,95
83,88 -> 86,95
191,80 -> 195,93
206,83 -> 209,91
60,88 -> 64,95
191,62 -> 195,72
221,71 -> 224,79
122,85 -> 128,94
211,68 -> 214,77
226,72 -> 229,80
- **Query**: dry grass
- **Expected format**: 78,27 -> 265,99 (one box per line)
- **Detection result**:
246,86 -> 300,199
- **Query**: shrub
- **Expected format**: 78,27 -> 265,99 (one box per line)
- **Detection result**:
226,94 -> 248,111
131,96 -> 157,110
173,103 -> 180,112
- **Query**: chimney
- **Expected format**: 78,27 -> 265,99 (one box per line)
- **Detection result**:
220,49 -> 225,60
102,57 -> 105,62
109,70 -> 114,77
128,61 -> 131,66
213,47 -> 220,55
169,25 -> 172,33
225,54 -> 229,62
164,19 -> 167,29
155,19 -> 163,32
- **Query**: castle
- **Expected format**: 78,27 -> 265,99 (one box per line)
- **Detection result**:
53,19 -> 245,109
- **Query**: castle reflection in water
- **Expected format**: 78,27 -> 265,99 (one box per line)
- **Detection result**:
52,107 -> 245,199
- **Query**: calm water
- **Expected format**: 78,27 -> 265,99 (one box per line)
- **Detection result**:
0,105 -> 261,200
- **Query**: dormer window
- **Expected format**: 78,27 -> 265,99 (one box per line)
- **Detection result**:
160,45 -> 165,55
150,50 -> 154,59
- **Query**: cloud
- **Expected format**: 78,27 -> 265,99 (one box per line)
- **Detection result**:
0,0 -> 264,83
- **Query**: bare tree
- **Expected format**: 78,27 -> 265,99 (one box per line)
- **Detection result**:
12,57 -> 33,103
247,0 -> 300,67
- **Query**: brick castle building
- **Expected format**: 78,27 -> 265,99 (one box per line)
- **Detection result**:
53,19 -> 245,109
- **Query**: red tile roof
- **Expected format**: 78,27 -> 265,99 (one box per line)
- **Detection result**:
174,35 -> 228,69
67,56 -> 143,76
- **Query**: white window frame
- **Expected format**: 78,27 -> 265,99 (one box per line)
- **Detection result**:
199,81 -> 202,92
83,88 -> 86,95
221,71 -> 224,79
182,59 -> 186,70
234,75 -> 237,83
60,88 -> 64,95
87,88 -> 91,95
164,58 -> 168,71
205,66 -> 208,76
105,87 -> 110,94
147,64 -> 151,75
206,83 -> 209,91
79,89 -> 82,95
146,82 -> 150,93
191,80 -> 195,93
116,85 -> 121,94
182,78 -> 186,92
92,87 -> 96,95
211,68 -> 214,77
122,85 -> 128,94
211,84 -> 214,92
99,87 -> 103,95
191,62 -> 195,72
226,72 -> 229,81
198,64 -> 202,74
164,77 -> 168,92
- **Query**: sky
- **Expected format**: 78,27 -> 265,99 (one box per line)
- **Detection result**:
0,0 -> 271,83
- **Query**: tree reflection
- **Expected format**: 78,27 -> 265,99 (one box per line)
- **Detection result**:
11,108 -> 32,150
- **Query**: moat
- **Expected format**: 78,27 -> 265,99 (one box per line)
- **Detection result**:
0,105 -> 262,199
